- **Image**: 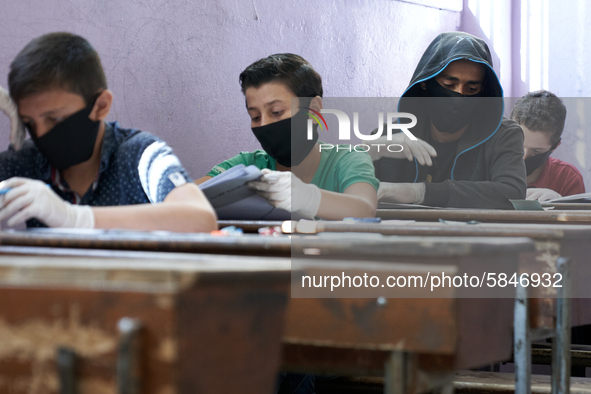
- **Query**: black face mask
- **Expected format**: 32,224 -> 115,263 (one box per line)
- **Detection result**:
524,149 -> 553,176
28,96 -> 100,170
422,77 -> 483,134
251,108 -> 318,167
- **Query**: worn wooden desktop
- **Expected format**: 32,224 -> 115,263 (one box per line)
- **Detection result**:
221,219 -> 591,331
219,207 -> 591,226
542,203 -> 591,211
0,246 -> 291,394
223,219 -> 585,393
293,221 -> 591,327
0,229 -> 292,256
376,208 -> 591,224
292,220 -> 591,393
0,230 -> 534,393
286,235 -> 535,393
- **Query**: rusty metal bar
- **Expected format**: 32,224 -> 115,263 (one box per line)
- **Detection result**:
57,347 -> 77,394
117,317 -> 143,394
552,257 -> 571,394
515,281 -> 531,394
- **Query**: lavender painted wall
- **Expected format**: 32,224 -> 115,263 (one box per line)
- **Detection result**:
510,0 -> 591,189
461,0 -> 513,98
463,0 -> 591,191
539,0 -> 591,188
0,0 -> 460,178
511,0 -> 591,98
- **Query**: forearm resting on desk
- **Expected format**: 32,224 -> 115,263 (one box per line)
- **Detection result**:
316,183 -> 377,220
93,183 -> 217,233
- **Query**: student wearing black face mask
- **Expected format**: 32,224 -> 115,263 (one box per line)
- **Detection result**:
195,53 -> 379,220
0,32 -> 216,232
373,31 -> 526,209
511,90 -> 585,202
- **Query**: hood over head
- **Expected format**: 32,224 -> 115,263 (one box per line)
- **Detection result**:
399,32 -> 504,147
402,31 -> 502,98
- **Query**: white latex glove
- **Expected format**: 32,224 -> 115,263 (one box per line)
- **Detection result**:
0,86 -> 25,150
0,177 -> 95,228
248,169 -> 322,219
370,133 -> 437,166
526,188 -> 562,202
377,182 -> 426,204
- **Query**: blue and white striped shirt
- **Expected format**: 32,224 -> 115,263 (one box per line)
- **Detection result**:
0,121 -> 190,227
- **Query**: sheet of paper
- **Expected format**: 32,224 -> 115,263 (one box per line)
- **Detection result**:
546,192 -> 591,203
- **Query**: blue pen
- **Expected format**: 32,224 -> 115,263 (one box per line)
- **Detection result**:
0,184 -> 49,195
343,217 -> 382,223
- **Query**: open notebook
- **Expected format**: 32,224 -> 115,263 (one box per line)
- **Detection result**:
199,165 -> 292,220
546,192 -> 591,204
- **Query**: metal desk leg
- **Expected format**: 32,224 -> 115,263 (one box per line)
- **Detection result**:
385,350 -> 407,394
438,381 -> 454,394
117,317 -> 143,394
515,281 -> 531,394
57,347 -> 77,394
552,257 -> 571,394
385,350 -> 420,394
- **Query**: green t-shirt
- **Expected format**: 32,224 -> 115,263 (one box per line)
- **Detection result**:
207,145 -> 379,193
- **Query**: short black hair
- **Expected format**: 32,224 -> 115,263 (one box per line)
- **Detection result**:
9,32 -> 107,105
239,53 -> 323,99
511,90 -> 566,147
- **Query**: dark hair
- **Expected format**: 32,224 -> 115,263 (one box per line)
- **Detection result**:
9,32 -> 107,105
239,53 -> 323,99
511,90 -> 566,147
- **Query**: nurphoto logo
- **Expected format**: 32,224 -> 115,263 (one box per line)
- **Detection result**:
306,109 -> 418,153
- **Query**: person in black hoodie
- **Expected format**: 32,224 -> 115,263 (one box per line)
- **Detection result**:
373,32 -> 526,209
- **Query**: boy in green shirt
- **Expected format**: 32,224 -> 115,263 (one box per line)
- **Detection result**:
197,54 -> 378,219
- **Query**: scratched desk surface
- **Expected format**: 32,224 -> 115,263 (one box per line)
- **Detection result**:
298,221 -> 591,239
375,208 -> 591,224
222,220 -> 591,369
284,235 -> 532,379
0,247 -> 292,394
542,203 -> 591,210
0,229 -> 533,258
292,221 -> 591,329
0,245 -> 527,393
0,234 -> 534,391
221,208 -> 591,226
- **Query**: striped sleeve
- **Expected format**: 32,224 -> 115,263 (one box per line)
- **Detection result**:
137,141 -> 190,203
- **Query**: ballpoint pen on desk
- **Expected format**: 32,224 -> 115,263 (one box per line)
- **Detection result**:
0,184 -> 50,195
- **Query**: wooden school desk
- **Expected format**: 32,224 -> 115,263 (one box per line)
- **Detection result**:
542,203 -> 591,211
0,230 -> 534,393
376,208 -> 591,225
0,246 -> 291,394
223,220 -> 581,393
0,229 -> 292,256
286,234 -> 535,393
292,220 -> 591,322
291,220 -> 591,393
